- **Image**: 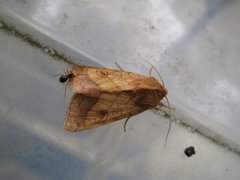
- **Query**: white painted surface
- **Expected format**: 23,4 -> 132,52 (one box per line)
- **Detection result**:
0,0 -> 240,179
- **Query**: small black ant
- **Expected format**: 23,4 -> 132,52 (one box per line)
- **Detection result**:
59,74 -> 73,83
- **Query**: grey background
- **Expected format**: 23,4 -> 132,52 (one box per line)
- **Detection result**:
0,0 -> 240,179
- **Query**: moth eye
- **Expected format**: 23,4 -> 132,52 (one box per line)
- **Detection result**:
59,75 -> 69,83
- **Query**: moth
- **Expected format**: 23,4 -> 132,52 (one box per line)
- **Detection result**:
59,65 -> 169,132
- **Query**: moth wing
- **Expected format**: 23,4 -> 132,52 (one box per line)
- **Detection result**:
64,91 -> 154,132
70,66 -> 164,94
89,68 -> 151,91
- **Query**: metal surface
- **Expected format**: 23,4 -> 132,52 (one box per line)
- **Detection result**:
0,0 -> 240,179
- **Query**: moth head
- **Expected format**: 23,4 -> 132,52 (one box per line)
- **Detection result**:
59,74 -> 73,83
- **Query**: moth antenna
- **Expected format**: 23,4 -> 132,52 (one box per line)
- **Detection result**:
124,117 -> 130,132
138,57 -> 165,86
115,62 -> 124,71
148,63 -> 165,87
149,65 -> 153,76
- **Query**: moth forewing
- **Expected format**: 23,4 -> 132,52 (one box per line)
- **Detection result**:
64,89 -> 165,132
65,66 -> 167,94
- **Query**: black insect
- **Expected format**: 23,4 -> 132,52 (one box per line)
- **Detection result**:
59,74 -> 73,83
184,146 -> 196,157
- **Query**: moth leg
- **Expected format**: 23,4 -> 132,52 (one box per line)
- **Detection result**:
164,118 -> 171,147
157,102 -> 173,147
123,117 -> 131,132
114,62 -> 124,71
158,102 -> 175,110
64,65 -> 71,75
64,80 -> 69,99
